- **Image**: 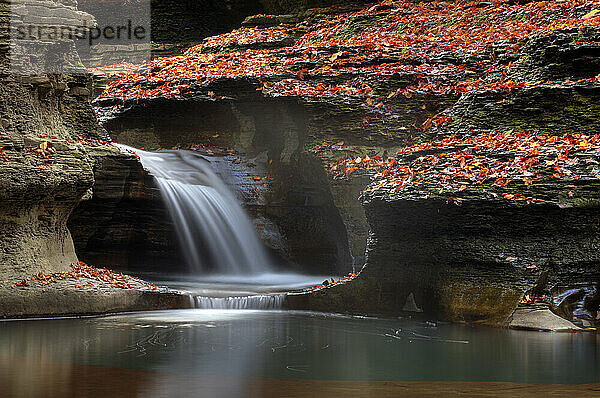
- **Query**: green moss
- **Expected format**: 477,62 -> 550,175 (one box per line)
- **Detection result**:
438,283 -> 522,326
336,15 -> 386,41
441,19 -> 459,28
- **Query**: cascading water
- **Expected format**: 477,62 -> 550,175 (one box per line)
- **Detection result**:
191,294 -> 286,310
117,145 -> 273,275
117,145 -> 334,310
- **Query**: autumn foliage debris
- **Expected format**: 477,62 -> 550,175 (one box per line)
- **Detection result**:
306,272 -> 358,291
319,131 -> 600,201
96,0 -> 600,119
8,262 -> 161,290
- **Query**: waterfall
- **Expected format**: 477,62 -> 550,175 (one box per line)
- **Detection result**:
117,145 -> 273,275
191,294 -> 286,309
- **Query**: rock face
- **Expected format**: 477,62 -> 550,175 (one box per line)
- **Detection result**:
148,0 -> 371,47
0,275 -> 190,318
288,195 -> 600,326
68,150 -> 185,273
0,0 -> 198,319
509,305 -> 580,332
0,0 -> 102,277
76,0 -> 370,65
0,1 -> 138,280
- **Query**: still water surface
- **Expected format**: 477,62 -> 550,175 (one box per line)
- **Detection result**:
1,310 -> 599,396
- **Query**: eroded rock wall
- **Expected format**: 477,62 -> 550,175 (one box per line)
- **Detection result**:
0,0 -> 103,277
67,151 -> 184,273
289,196 -> 600,326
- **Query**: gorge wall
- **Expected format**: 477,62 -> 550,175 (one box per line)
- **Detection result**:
67,151 -> 185,273
0,0 -> 108,278
82,0 -> 600,326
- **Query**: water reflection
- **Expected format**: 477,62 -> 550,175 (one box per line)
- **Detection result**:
0,310 -> 598,397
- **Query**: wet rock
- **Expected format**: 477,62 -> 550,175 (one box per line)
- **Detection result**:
446,85 -> 600,135
0,278 -> 190,319
89,1 -> 600,325
68,149 -> 185,273
242,14 -> 300,27
288,196 -> 600,326
518,28 -> 600,81
509,305 -> 580,332
0,0 -> 187,321
554,288 -> 586,321
402,292 -> 422,313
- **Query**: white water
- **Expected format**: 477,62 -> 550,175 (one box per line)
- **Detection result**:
117,145 -> 273,275
191,294 -> 286,309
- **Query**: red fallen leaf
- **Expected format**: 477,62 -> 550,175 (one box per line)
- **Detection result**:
421,118 -> 433,130
328,131 -> 600,202
521,294 -> 552,305
252,176 -> 262,181
296,69 -> 307,81
207,91 -> 215,98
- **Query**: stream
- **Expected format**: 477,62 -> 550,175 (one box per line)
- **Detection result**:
1,310 -> 599,397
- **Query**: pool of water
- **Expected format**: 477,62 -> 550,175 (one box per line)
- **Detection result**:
1,310 -> 599,397
144,272 -> 336,296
